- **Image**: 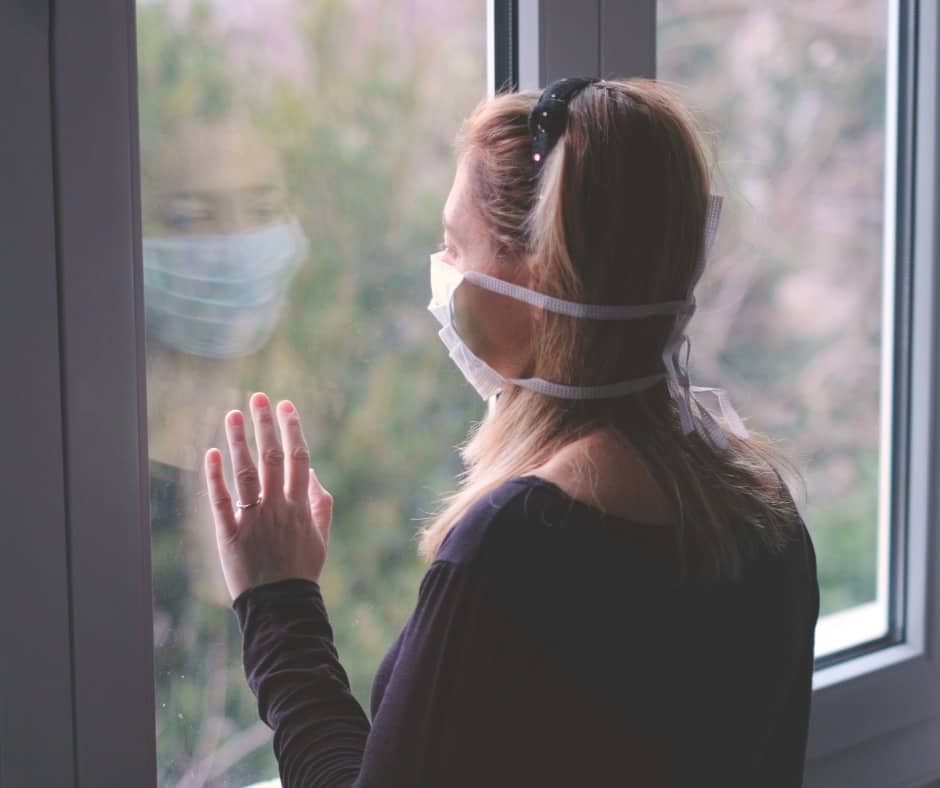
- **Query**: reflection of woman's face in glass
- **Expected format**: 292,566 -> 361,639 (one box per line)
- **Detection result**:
142,118 -> 307,361
150,119 -> 288,236
161,184 -> 285,235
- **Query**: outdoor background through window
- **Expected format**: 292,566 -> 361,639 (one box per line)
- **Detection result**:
138,1 -> 486,784
658,0 -> 892,656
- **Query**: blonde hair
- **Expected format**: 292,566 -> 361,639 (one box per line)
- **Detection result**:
416,77 -> 806,582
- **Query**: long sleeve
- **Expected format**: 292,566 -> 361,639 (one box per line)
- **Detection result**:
232,578 -> 370,787
233,559 -> 494,788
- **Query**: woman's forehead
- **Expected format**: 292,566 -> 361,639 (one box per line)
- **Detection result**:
443,159 -> 484,239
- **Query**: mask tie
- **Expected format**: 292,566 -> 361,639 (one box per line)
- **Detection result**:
662,330 -> 750,452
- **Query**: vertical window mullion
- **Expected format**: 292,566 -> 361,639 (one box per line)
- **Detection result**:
0,1 -> 79,784
51,0 -> 157,785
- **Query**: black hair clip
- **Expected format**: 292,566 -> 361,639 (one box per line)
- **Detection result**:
528,76 -> 600,173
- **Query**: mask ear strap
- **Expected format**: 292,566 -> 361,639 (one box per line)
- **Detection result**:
461,269 -> 691,319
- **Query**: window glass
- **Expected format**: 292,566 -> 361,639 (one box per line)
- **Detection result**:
137,1 -> 487,783
657,1 -> 893,656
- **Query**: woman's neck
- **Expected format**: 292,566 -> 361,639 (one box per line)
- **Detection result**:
526,431 -> 679,525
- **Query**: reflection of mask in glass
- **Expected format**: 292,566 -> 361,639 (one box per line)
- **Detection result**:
427,194 -> 751,452
142,218 -> 308,358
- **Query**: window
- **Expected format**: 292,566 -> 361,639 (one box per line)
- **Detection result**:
4,1 -> 940,785
136,0 -> 488,784
657,1 -> 894,661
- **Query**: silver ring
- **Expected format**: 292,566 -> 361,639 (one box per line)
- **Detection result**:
236,495 -> 263,509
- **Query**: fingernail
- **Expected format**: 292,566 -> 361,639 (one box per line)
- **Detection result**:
228,411 -> 243,427
253,392 -> 269,409
281,400 -> 294,414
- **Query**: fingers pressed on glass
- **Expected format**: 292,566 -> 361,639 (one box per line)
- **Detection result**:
225,409 -> 261,509
204,449 -> 236,538
276,400 -> 310,503
250,392 -> 284,500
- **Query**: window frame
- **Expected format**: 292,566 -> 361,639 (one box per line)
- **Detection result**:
1,0 -> 156,784
44,0 -> 156,785
3,0 -> 939,785
0,3 -> 81,786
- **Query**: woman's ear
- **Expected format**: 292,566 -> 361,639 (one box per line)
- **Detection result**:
521,252 -> 539,290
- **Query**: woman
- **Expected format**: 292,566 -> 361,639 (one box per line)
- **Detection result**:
204,76 -> 820,787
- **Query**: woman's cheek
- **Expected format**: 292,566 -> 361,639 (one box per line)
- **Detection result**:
453,284 -> 533,378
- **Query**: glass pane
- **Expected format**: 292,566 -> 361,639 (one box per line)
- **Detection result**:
657,1 -> 893,657
137,1 -> 487,784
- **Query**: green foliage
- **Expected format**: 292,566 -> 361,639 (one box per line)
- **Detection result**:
804,449 -> 880,616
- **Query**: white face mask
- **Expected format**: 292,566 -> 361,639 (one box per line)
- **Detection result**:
426,194 -> 750,452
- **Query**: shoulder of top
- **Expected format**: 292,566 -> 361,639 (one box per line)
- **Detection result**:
435,477 -> 551,567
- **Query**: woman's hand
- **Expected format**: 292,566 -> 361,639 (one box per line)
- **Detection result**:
203,392 -> 333,601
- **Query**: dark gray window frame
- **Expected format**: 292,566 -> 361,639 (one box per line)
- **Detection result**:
2,0 -> 939,785
1,3 -> 81,786
2,0 -> 156,785
0,0 -> 158,785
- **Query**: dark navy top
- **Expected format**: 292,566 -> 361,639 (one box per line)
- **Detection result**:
233,474 -> 820,787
